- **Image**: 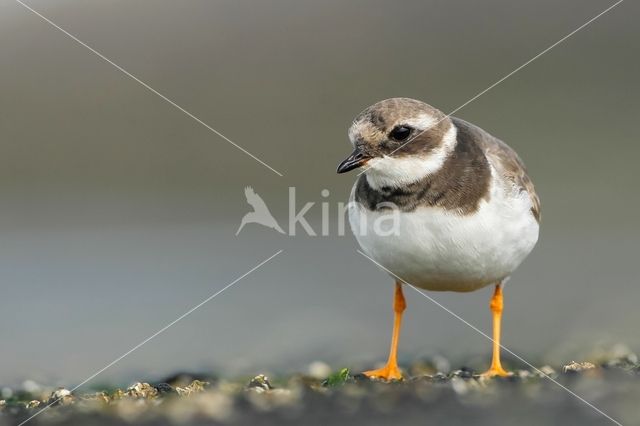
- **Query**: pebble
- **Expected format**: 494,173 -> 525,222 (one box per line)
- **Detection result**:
47,388 -> 75,406
161,372 -> 217,388
431,372 -> 449,382
154,382 -> 178,395
514,369 -> 532,380
175,380 -> 209,396
81,392 -> 110,404
562,361 -> 597,374
26,400 -> 41,409
2,350 -> 637,424
451,368 -> 474,379
592,343 -> 638,368
247,375 -> 273,393
126,382 -> 158,399
537,365 -> 557,378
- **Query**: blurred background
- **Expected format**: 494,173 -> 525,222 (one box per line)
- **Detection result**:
0,0 -> 638,387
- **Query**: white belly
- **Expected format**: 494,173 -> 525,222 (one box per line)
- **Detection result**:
349,176 -> 539,292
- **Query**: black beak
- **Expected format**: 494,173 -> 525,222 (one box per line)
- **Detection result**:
337,149 -> 369,174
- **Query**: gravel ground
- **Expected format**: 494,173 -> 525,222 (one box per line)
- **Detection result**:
1,347 -> 638,426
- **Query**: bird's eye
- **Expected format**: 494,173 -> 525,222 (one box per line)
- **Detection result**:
389,125 -> 412,141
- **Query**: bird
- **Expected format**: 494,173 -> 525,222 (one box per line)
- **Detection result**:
236,186 -> 285,235
337,98 -> 540,380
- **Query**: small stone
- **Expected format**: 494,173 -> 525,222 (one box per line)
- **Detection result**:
125,382 -> 158,399
47,388 -> 75,406
599,344 -> 639,369
82,392 -> 110,404
154,383 -> 177,395
514,369 -> 532,380
451,368 -> 474,379
246,375 -> 273,393
175,380 -> 210,397
111,389 -> 125,400
590,343 -> 638,369
562,361 -> 597,374
432,372 -> 449,382
536,365 -> 557,378
413,372 -> 448,383
160,372 -> 217,388
26,400 -> 41,409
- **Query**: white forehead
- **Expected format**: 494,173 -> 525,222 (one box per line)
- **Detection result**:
401,113 -> 438,130
348,112 -> 437,146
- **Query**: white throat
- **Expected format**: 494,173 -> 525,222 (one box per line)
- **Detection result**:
364,125 -> 458,190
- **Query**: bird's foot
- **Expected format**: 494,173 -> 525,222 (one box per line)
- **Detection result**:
362,363 -> 403,381
480,365 -> 511,378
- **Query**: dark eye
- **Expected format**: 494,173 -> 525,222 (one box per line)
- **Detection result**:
389,125 -> 412,141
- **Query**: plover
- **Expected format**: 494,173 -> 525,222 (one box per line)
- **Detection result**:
337,98 -> 540,380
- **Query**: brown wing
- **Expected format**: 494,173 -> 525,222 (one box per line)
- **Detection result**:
451,117 -> 541,222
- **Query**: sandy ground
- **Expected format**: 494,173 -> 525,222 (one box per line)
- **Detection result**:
1,351 -> 638,426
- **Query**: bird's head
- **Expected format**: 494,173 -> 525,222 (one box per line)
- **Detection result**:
337,98 -> 456,189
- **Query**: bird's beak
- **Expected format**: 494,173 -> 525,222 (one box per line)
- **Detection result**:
337,148 -> 370,174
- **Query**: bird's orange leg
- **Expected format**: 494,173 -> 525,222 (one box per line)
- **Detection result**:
481,282 -> 510,377
363,281 -> 406,381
